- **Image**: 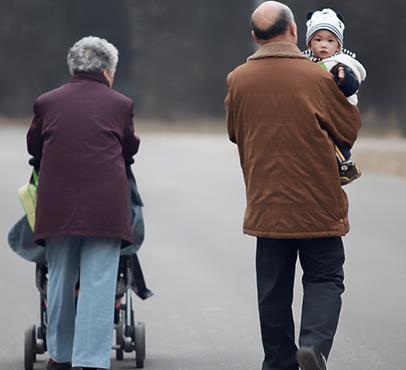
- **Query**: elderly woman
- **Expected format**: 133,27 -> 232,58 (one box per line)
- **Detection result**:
27,36 -> 140,370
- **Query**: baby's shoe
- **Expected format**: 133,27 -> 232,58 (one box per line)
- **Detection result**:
339,161 -> 361,185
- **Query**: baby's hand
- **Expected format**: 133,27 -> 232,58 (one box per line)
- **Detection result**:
337,66 -> 345,82
331,64 -> 360,97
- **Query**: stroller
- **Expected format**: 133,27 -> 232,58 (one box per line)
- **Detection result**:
24,254 -> 152,370
9,169 -> 152,370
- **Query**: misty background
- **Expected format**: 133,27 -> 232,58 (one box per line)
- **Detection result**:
1,0 -> 405,133
1,3 -> 406,369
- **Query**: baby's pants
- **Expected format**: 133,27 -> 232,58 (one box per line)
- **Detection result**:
335,145 -> 351,163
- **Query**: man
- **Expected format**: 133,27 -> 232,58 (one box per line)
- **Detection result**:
27,36 -> 140,370
225,2 -> 361,370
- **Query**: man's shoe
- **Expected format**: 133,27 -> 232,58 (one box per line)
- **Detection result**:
46,359 -> 72,370
339,161 -> 361,185
296,347 -> 327,370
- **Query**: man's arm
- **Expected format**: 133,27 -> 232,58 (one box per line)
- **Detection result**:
316,76 -> 361,149
225,74 -> 236,144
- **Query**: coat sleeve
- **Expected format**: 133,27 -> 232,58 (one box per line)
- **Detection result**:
26,101 -> 44,166
122,101 -> 140,162
225,74 -> 236,144
316,76 -> 361,149
331,64 -> 360,97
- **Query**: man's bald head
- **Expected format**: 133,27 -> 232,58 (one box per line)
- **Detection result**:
251,1 -> 296,43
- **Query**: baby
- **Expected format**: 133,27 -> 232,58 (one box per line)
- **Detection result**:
304,8 -> 367,185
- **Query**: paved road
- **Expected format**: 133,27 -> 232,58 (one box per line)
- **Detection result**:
1,125 -> 406,370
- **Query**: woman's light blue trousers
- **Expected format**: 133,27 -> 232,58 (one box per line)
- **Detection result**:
46,235 -> 121,369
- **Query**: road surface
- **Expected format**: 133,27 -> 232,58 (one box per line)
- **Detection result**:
1,124 -> 405,369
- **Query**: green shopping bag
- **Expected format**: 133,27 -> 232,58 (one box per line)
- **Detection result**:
17,170 -> 38,231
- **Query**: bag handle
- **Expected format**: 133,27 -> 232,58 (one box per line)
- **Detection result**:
30,169 -> 39,187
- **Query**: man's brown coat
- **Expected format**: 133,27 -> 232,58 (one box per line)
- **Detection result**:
225,42 -> 361,238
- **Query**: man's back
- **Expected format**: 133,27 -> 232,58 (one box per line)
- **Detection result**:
226,42 -> 360,239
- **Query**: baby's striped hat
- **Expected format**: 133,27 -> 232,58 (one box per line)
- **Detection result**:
306,8 -> 345,47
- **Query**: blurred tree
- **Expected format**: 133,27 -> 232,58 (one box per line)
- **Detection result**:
1,0 -> 405,131
0,0 -> 251,119
286,0 -> 406,130
124,1 -> 252,118
57,0 -> 132,94
0,1 -> 64,115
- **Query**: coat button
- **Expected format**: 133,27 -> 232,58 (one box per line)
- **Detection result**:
339,218 -> 344,223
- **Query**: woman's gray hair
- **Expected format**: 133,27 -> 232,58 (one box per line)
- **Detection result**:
67,36 -> 119,77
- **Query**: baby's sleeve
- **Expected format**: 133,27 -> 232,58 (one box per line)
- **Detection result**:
331,64 -> 360,97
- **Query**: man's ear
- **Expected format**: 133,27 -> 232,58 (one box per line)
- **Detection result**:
251,30 -> 259,44
305,11 -> 314,21
289,21 -> 297,38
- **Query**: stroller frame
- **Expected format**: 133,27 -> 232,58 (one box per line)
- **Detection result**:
24,255 -> 146,370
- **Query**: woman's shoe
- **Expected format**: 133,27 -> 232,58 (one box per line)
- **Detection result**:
45,359 -> 72,370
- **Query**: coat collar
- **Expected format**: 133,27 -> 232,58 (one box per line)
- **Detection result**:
71,71 -> 110,87
248,42 -> 308,61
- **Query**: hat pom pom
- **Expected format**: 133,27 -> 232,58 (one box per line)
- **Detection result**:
336,11 -> 345,22
305,11 -> 314,21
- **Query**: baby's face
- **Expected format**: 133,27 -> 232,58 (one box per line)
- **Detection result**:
309,30 -> 341,59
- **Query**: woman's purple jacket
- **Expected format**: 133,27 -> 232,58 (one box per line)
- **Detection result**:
27,72 -> 140,246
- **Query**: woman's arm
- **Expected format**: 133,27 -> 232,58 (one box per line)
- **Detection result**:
122,101 -> 140,162
26,101 -> 44,167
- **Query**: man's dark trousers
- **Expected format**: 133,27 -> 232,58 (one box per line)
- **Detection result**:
256,237 -> 345,370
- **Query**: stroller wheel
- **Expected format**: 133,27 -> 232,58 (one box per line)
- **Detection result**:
36,326 -> 46,354
115,326 -> 124,360
24,325 -> 36,370
116,347 -> 124,361
37,325 -> 45,340
135,322 -> 145,369
116,349 -> 124,361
